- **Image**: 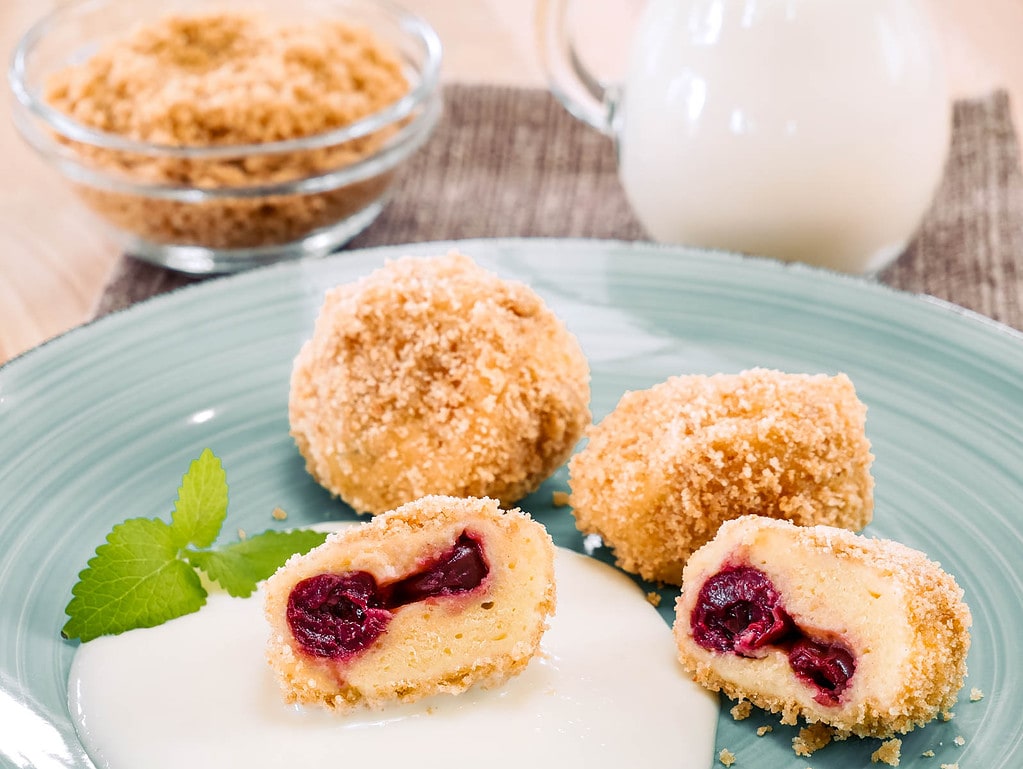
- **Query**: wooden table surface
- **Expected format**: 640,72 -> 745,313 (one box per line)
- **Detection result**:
2,0 -> 1022,365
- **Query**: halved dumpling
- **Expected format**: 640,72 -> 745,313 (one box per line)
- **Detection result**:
264,495 -> 556,709
673,515 -> 971,737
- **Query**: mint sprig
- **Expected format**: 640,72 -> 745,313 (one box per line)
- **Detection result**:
62,448 -> 327,642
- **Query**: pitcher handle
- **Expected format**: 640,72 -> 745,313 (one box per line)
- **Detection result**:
535,0 -> 619,136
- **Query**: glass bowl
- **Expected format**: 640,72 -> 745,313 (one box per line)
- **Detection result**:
8,0 -> 442,273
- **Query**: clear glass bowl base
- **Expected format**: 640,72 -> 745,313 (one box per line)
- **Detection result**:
116,200 -> 387,274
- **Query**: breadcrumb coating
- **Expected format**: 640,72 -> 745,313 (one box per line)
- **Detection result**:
674,516 -> 973,738
568,368 -> 874,584
289,253 -> 591,514
264,495 -> 556,709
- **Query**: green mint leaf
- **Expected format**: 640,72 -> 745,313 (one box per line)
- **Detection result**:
186,529 -> 328,598
170,448 -> 228,549
62,517 -> 207,642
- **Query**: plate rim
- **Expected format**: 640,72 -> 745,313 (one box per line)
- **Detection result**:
4,237 -> 1022,376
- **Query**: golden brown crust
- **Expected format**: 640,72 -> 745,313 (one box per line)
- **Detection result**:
568,368 -> 874,584
289,253 -> 591,514
264,495 -> 557,710
673,516 -> 972,738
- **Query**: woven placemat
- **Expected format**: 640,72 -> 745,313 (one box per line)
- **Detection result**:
93,84 -> 1023,331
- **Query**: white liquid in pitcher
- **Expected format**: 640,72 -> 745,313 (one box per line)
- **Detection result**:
618,0 -> 949,273
68,545 -> 718,769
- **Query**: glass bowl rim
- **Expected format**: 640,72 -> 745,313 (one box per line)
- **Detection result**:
6,0 -> 443,160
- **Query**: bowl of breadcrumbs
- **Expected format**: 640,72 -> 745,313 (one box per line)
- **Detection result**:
8,0 -> 441,273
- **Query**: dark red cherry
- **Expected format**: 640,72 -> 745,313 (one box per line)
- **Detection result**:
286,571 -> 391,659
788,638 -> 856,704
387,532 -> 489,607
287,531 -> 490,660
690,566 -> 793,655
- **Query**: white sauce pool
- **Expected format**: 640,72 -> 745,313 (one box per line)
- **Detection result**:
69,541 -> 717,769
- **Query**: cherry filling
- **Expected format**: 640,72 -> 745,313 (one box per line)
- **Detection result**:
690,564 -> 857,705
691,566 -> 792,655
788,638 -> 856,705
287,571 -> 391,659
388,533 -> 489,607
286,531 -> 489,660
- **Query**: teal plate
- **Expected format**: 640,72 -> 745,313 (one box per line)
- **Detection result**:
2,239 -> 1021,768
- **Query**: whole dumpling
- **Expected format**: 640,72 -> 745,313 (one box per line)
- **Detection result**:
289,252 -> 591,514
569,368 -> 875,584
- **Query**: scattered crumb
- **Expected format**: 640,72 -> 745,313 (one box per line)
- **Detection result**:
941,711 -> 955,721
793,723 -> 833,756
953,736 -> 965,747
922,750 -> 935,757
970,687 -> 984,701
237,527 -> 247,540
718,748 -> 736,766
272,506 -> 288,521
939,763 -> 959,769
871,738 -> 902,766
551,491 -> 571,507
729,700 -> 752,720
645,591 -> 662,608
756,726 -> 773,737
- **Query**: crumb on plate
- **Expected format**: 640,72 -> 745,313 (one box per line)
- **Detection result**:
871,738 -> 902,766
792,723 -> 833,756
729,699 -> 752,720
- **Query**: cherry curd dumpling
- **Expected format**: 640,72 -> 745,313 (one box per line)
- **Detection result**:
674,516 -> 972,737
264,496 -> 556,709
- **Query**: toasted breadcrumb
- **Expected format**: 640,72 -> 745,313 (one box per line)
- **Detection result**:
552,491 -> 571,507
272,507 -> 288,521
942,711 -> 955,721
871,738 -> 902,766
645,591 -> 662,608
953,736 -> 965,746
922,750 -> 935,757
757,725 -> 773,736
730,700 -> 752,720
237,528 -> 247,539
940,763 -> 959,769
969,687 -> 984,701
718,748 -> 736,766
46,13 -> 407,146
44,12 -> 410,251
792,723 -> 833,756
